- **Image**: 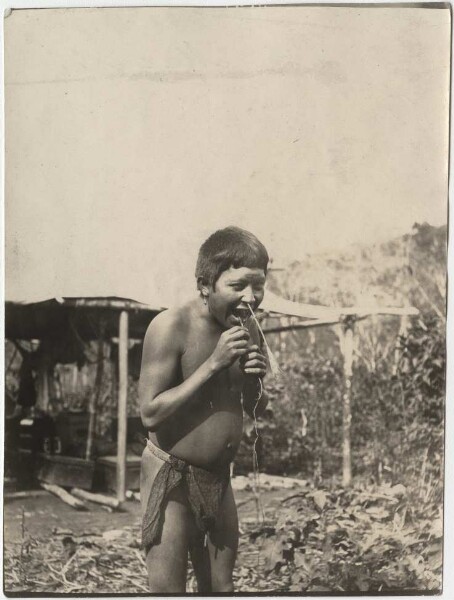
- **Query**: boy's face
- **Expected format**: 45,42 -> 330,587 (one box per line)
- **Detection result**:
207,266 -> 266,329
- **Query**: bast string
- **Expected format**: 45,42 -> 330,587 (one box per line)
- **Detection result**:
239,385 -> 266,526
252,380 -> 266,524
246,304 -> 283,378
240,304 -> 283,525
238,314 -> 264,523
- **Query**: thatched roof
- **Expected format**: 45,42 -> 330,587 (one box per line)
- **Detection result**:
5,297 -> 160,341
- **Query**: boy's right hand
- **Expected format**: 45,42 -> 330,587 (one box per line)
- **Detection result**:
210,326 -> 250,371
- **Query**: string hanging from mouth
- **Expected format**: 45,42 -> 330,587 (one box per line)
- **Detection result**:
239,310 -> 267,525
246,304 -> 283,378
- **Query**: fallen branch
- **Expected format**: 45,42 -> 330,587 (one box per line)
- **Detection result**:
61,548 -> 80,578
71,488 -> 123,511
282,493 -> 306,504
41,483 -> 88,511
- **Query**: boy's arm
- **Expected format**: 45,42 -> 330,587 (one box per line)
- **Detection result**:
139,311 -> 249,431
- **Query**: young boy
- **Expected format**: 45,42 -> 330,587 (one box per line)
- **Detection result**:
139,226 -> 269,593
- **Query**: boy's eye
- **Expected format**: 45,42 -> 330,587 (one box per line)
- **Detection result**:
230,283 -> 264,293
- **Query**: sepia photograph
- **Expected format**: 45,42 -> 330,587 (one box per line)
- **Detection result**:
2,3 -> 450,595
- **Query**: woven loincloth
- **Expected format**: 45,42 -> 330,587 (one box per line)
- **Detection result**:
142,439 -> 230,551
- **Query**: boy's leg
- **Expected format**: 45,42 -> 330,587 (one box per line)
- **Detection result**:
140,446 -> 191,593
189,483 -> 239,593
144,486 -> 192,593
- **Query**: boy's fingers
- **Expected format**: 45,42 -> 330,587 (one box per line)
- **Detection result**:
244,354 -> 266,364
235,348 -> 249,356
244,359 -> 266,368
244,367 -> 266,375
244,354 -> 266,363
231,341 -> 249,350
228,329 -> 249,340
243,362 -> 267,371
231,340 -> 249,347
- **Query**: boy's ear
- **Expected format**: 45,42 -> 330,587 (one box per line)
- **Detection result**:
197,276 -> 210,299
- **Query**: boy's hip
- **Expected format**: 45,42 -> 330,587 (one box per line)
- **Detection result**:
140,438 -> 231,550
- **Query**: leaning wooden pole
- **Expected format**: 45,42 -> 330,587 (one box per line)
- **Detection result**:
339,316 -> 355,487
117,311 -> 129,502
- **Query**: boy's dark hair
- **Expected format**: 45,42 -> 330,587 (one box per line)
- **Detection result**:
195,226 -> 269,289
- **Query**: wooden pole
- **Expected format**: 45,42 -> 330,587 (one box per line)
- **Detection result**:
86,333 -> 105,461
71,488 -> 122,510
41,483 -> 88,511
339,317 -> 355,487
36,364 -> 50,411
393,315 -> 410,375
117,311 -> 129,502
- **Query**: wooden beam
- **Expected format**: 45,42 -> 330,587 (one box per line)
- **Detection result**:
263,318 -> 341,334
117,310 -> 129,502
339,320 -> 355,487
71,488 -> 123,510
262,307 -> 418,335
263,315 -> 369,335
41,483 -> 88,511
338,306 -> 419,317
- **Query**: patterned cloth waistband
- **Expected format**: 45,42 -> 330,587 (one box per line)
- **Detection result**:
146,438 -> 188,472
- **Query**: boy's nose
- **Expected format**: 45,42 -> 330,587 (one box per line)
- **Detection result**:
242,287 -> 255,304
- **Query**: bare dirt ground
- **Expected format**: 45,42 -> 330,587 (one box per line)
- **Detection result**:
3,485 -> 288,595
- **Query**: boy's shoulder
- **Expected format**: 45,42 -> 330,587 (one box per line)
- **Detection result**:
143,301 -> 193,345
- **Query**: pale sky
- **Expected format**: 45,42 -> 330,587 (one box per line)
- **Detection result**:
5,6 -> 450,305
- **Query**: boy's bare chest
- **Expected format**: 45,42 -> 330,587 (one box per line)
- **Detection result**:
181,326 -> 244,389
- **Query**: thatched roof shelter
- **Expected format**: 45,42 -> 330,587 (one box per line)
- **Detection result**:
5,296 -> 160,342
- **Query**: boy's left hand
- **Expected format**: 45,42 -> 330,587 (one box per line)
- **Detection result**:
240,345 -> 267,378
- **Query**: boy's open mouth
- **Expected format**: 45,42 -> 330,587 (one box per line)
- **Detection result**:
231,305 -> 253,324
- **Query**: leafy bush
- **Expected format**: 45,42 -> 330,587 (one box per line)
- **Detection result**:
351,315 -> 444,498
254,484 -> 442,593
238,313 -> 445,501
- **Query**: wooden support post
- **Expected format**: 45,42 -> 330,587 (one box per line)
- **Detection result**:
86,326 -> 105,461
36,364 -> 50,411
339,317 -> 355,487
71,365 -> 78,393
117,311 -> 129,502
393,315 -> 410,375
